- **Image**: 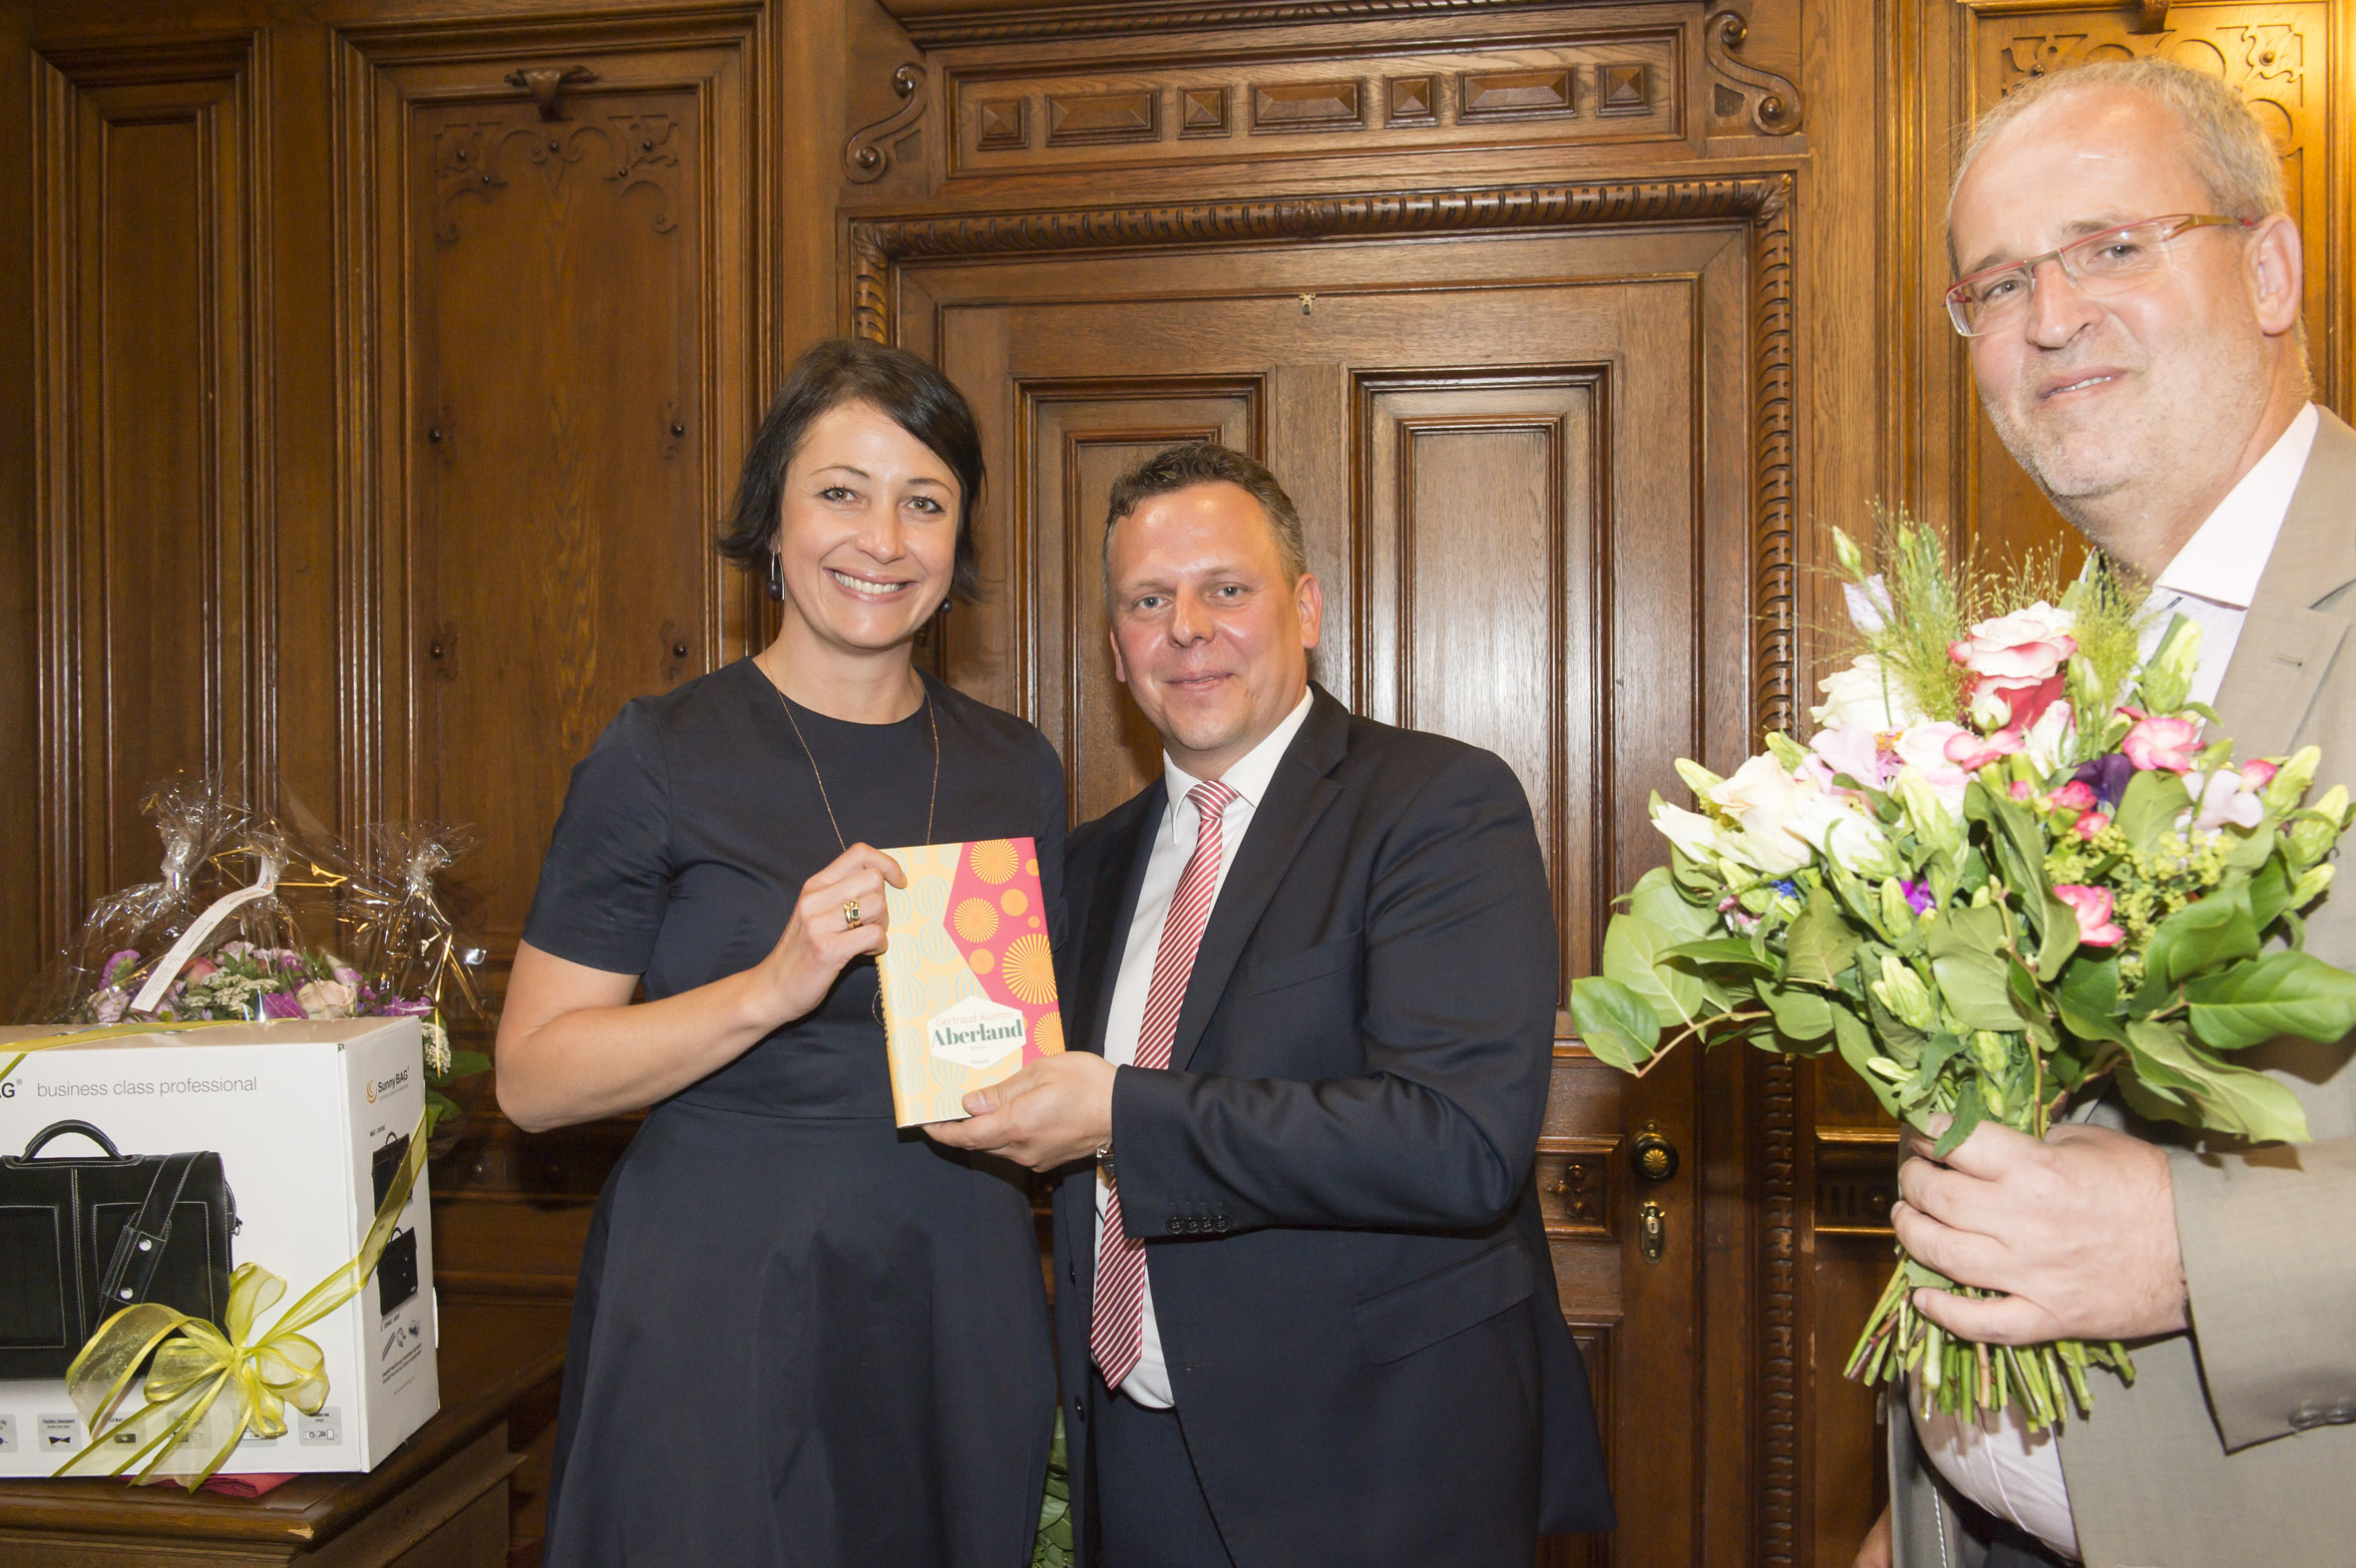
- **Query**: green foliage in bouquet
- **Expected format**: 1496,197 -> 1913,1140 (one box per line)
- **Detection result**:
1570,519 -> 2356,1429
1031,1411 -> 1072,1568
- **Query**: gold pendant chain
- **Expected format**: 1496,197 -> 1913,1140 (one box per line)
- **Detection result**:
766,665 -> 940,1031
770,672 -> 941,852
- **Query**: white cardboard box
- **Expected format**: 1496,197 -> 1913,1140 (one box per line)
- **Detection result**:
0,1018 -> 438,1477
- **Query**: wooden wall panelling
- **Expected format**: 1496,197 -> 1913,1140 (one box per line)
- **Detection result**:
30,33 -> 266,948
335,7 -> 759,938
1015,377 -> 1264,814
0,0 -> 33,1012
334,5 -> 765,1295
854,172 -> 1797,1566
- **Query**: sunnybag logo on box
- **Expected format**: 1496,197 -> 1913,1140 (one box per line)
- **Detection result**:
877,837 -> 1064,1126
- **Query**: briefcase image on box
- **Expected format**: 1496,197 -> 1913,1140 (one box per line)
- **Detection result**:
369,1131 -> 419,1319
0,1120 -> 237,1380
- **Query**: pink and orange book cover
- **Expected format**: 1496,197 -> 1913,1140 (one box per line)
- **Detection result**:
876,837 -> 1063,1126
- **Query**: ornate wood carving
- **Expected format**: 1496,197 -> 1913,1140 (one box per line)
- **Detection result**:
1992,11 -> 2311,142
844,61 -> 928,185
1751,173 -> 1796,739
1599,63 -> 1652,116
854,177 -> 1795,345
977,97 -> 1028,149
1746,167 -> 1799,1568
505,63 -> 596,122
1536,1140 -> 1618,1236
1759,1051 -> 1802,1564
1706,8 -> 1804,134
880,0 -> 1569,48
1386,74 -> 1437,125
1049,88 -> 1159,143
1459,67 -> 1574,121
1252,79 -> 1363,131
431,113 -> 683,242
943,32 -> 1681,178
1179,87 -> 1229,136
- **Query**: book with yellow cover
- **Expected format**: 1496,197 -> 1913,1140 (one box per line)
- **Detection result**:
876,837 -> 1063,1127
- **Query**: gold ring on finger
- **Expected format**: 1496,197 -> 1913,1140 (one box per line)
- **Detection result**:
843,899 -> 863,930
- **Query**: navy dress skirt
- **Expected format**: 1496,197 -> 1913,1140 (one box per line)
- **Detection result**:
526,660 -> 1062,1567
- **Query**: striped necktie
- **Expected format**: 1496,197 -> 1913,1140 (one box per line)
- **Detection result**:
1090,777 -> 1240,1388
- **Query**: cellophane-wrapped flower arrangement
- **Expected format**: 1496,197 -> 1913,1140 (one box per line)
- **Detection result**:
26,788 -> 491,1133
1570,521 -> 2356,1429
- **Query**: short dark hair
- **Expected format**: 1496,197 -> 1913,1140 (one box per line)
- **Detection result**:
1102,442 -> 1306,583
716,338 -> 984,599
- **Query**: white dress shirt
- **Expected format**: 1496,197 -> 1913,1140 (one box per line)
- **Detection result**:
1095,688 -> 1314,1407
1912,401 -> 2321,1561
2138,400 -> 2321,704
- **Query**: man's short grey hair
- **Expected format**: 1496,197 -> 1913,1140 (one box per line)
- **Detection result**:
1102,442 -> 1308,588
1947,58 -> 2304,366
1950,59 -> 2287,228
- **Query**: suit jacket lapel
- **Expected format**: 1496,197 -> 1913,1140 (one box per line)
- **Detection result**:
2210,409 -> 2356,756
1075,782 -> 1164,1059
1167,687 -> 1351,1073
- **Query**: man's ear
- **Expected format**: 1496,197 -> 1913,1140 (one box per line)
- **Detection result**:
2245,212 -> 2304,337
1107,623 -> 1129,686
1295,572 -> 1325,652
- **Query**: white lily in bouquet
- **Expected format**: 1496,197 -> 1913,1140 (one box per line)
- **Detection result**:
1571,520 -> 2356,1429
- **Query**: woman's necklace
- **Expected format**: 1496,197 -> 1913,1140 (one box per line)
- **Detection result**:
773,679 -> 940,848
765,662 -> 940,1026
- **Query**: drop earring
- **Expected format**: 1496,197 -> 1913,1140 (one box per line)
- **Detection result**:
766,552 -> 784,600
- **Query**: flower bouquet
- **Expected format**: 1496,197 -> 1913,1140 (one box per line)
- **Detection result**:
26,787 -> 492,1134
1569,522 -> 2356,1428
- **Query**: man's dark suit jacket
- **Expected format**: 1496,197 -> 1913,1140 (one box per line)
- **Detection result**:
1050,685 -> 1614,1567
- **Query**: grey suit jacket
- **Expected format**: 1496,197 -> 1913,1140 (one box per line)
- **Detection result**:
1892,407 -> 2356,1568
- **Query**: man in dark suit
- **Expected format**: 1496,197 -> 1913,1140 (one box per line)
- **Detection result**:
928,442 -> 1612,1567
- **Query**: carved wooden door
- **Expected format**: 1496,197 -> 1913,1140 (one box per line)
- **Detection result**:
337,17 -> 760,1291
345,20 -> 758,967
871,180 -> 1791,1566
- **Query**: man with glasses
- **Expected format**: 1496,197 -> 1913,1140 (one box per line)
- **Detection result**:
1857,58 -> 2356,1568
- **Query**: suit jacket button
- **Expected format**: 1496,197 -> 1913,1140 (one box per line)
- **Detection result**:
2330,1401 -> 2356,1425
2291,1403 -> 2325,1430
1213,1217 -> 1229,1233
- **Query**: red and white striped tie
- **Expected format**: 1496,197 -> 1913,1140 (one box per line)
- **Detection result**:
1090,777 -> 1240,1389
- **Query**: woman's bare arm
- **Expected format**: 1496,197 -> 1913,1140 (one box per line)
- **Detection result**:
495,844 -> 905,1130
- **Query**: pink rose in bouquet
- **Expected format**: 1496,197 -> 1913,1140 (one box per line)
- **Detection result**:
1951,602 -> 2075,730
2052,884 -> 2125,946
2122,710 -> 2200,772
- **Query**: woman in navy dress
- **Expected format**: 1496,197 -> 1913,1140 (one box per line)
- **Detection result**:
498,339 -> 1059,1566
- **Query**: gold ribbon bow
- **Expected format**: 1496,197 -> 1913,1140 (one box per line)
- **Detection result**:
55,1107 -> 431,1488
0,1020 -> 246,1089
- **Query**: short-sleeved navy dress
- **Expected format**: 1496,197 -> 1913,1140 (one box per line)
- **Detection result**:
527,660 -> 1062,1568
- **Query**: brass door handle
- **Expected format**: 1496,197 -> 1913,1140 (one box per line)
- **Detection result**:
1638,1200 -> 1667,1264
1630,1121 -> 1680,1184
